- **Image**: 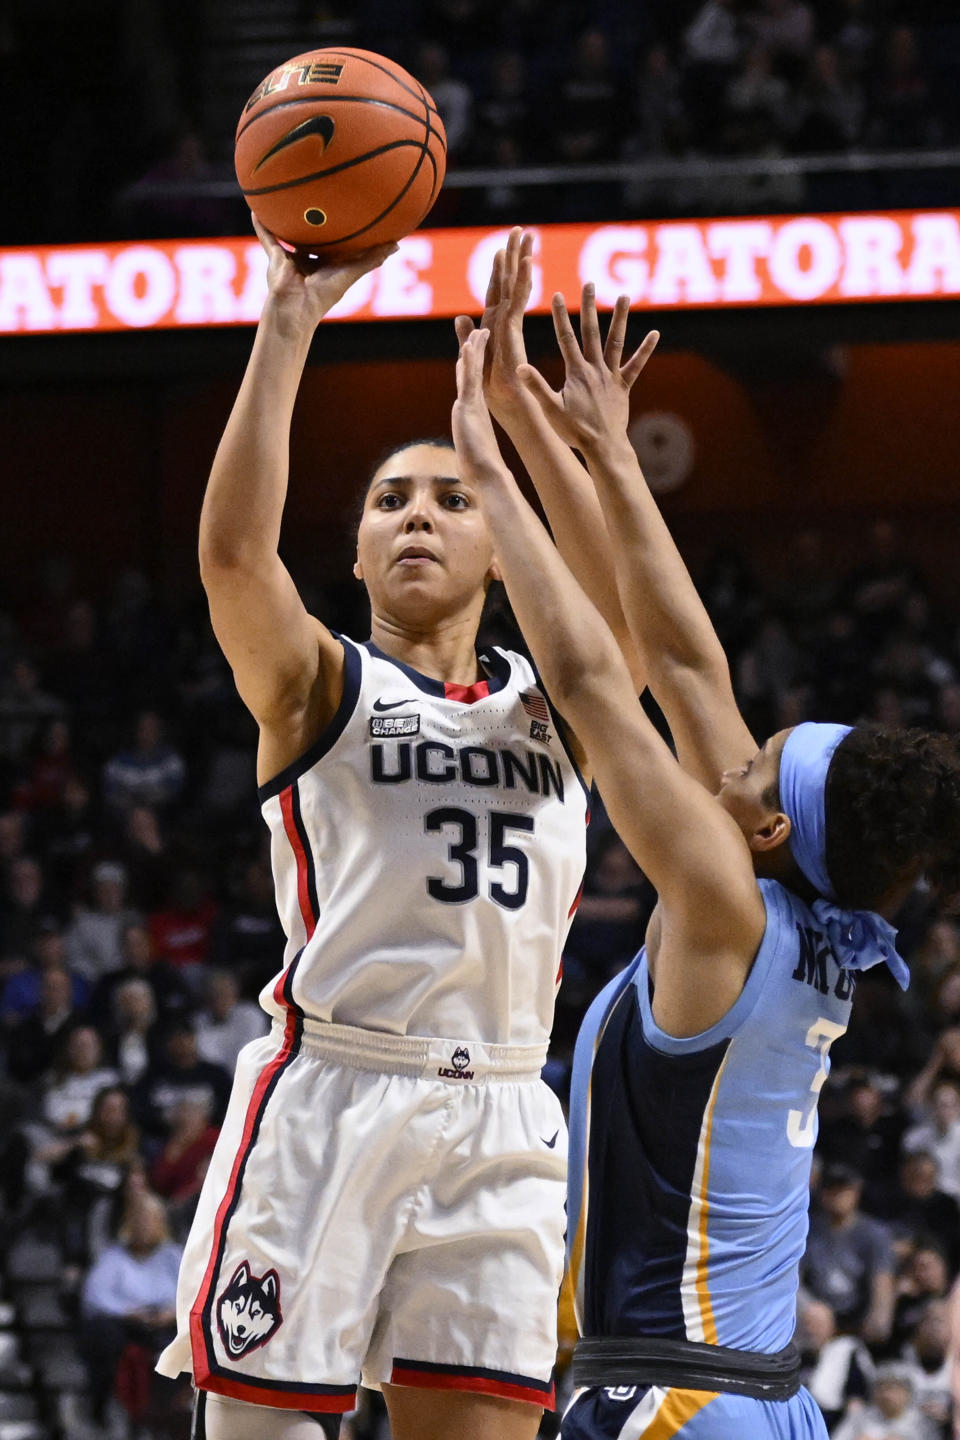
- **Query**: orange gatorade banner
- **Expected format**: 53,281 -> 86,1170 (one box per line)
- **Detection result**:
2,209 -> 959,334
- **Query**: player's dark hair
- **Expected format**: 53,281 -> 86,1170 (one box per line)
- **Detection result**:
824,723 -> 960,912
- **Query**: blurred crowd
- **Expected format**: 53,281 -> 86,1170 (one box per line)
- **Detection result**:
0,513 -> 958,1435
2,0 -> 959,246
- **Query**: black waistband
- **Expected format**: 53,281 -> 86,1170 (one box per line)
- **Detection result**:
573,1336 -> 802,1401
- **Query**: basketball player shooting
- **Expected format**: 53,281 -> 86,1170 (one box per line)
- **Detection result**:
156,220 -> 609,1440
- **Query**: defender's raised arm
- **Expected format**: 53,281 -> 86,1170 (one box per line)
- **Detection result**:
519,286 -> 757,793
457,229 -> 646,692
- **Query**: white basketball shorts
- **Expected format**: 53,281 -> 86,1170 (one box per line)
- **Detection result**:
156,1013 -> 567,1415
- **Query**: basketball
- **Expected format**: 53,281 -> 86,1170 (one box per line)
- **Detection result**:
234,47 -> 447,259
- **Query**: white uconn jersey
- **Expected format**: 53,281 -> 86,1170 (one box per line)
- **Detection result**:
258,637 -> 589,1046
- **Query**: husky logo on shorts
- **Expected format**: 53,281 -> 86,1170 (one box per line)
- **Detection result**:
216,1261 -> 282,1359
437,1044 -> 474,1080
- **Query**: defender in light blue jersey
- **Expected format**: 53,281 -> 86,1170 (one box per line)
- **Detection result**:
450,279 -> 960,1440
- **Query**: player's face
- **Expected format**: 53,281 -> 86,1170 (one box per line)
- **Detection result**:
716,728 -> 793,841
354,444 -> 497,625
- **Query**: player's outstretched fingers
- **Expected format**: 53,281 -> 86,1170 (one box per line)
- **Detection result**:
507,246 -> 535,319
604,295 -> 631,371
484,248 -> 505,312
460,328 -> 489,399
622,329 -> 661,387
579,283 -> 604,365
454,314 -> 476,349
551,293 -> 584,368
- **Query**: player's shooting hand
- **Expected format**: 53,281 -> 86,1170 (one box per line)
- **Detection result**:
452,329 -> 512,484
455,226 -> 534,424
518,285 -> 659,450
253,215 -> 397,332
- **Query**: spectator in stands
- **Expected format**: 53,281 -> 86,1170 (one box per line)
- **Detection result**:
37,772 -> 96,902
5,963 -> 85,1085
936,681 -> 960,737
414,39 -> 473,156
684,0 -> 743,70
94,919 -> 193,1027
901,1299 -> 952,1433
13,715 -> 78,812
147,866 -> 218,984
44,599 -> 118,723
80,1191 -> 182,1426
194,968 -> 267,1075
130,1017 -> 231,1141
0,808 -> 27,869
722,42 -> 792,151
832,1361 -> 939,1440
64,859 -> 139,985
105,977 -> 162,1085
121,804 -> 172,912
748,0 -> 815,76
471,49 -> 538,164
0,917 -> 86,1025
791,43 -> 864,151
0,855 -> 52,967
818,1071 -> 905,1188
148,1094 -> 218,1211
826,0 -> 878,81
903,1079 -> 960,1198
797,1293 -> 874,1431
892,1241 -> 953,1355
53,1083 -> 142,1262
102,708 -> 186,818
804,1163 -> 896,1346
866,1150 -> 960,1272
840,520 -> 925,642
210,855 -> 285,999
41,1025 -> 119,1138
0,656 -> 63,763
867,25 -> 940,149
551,27 -> 626,164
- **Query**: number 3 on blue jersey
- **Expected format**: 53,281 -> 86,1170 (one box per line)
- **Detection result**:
425,808 -> 535,910
787,1015 -> 847,1148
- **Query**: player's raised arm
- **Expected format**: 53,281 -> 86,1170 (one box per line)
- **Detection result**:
455,229 -> 645,693
454,330 -> 764,977
198,220 -> 395,780
518,286 -> 757,793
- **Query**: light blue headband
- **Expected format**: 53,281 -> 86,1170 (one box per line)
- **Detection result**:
780,723 -> 909,990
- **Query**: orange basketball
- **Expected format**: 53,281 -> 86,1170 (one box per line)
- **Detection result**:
234,48 -> 447,259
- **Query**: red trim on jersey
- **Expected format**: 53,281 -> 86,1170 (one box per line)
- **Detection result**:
279,784 -> 317,940
188,1009 -> 299,1383
567,881 -> 584,918
443,678 -> 491,704
191,1369 -> 356,1413
389,1364 -> 554,1408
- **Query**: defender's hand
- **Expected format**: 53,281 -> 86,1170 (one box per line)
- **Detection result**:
452,329 -> 511,483
455,226 -> 535,424
518,285 -> 659,449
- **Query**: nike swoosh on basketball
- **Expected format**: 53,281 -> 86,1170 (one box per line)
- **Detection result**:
542,1130 -> 559,1149
256,114 -> 336,170
373,698 -> 412,712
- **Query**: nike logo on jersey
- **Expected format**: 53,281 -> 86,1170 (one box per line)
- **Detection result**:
373,698 -> 412,711
543,1130 -> 559,1149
